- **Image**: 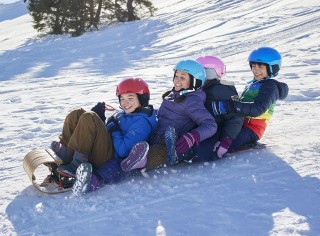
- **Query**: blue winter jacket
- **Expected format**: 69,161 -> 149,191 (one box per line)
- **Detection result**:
108,105 -> 158,159
96,105 -> 157,184
150,89 -> 217,144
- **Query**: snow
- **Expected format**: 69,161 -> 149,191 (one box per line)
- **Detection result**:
1,0 -> 320,235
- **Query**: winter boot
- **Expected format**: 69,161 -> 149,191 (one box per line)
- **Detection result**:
58,151 -> 89,178
121,141 -> 149,172
51,141 -> 74,164
72,162 -> 92,195
165,125 -> 179,165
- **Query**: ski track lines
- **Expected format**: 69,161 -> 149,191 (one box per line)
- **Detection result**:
51,191 -> 186,234
9,159 -> 246,233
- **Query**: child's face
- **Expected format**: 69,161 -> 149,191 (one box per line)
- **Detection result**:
174,70 -> 191,90
251,63 -> 268,81
119,93 -> 141,113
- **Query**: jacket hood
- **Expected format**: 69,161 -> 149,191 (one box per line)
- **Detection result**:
275,80 -> 289,100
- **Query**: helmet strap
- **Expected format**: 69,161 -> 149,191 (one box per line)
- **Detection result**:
271,64 -> 280,77
179,89 -> 194,96
188,74 -> 195,90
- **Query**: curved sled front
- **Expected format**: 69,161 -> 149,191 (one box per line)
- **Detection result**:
23,149 -> 71,194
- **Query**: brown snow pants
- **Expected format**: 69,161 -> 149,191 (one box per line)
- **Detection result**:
58,108 -> 114,169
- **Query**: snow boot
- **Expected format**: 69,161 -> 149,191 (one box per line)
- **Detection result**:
58,151 -> 89,178
72,162 -> 92,195
51,141 -> 74,164
165,125 -> 179,165
121,141 -> 149,172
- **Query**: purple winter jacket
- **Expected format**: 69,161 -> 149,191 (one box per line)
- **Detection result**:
150,89 -> 217,144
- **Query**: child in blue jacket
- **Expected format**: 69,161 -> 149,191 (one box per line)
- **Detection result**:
51,78 -> 157,194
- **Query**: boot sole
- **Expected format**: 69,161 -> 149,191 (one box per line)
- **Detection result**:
121,141 -> 149,172
165,126 -> 178,165
72,163 -> 92,195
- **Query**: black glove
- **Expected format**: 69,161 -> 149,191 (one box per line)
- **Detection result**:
108,123 -> 121,133
106,120 -> 121,133
106,114 -> 121,133
106,115 -> 116,125
91,102 -> 106,123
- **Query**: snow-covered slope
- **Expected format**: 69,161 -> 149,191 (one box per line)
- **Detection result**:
1,0 -> 319,235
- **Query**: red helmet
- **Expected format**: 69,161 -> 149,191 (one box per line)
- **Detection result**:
116,78 -> 150,96
116,78 -> 150,107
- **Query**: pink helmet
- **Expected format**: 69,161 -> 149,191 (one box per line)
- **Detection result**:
196,56 -> 226,79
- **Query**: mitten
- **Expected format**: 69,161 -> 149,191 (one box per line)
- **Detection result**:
91,102 -> 106,123
106,115 -> 116,125
106,120 -> 120,133
213,136 -> 232,158
176,130 -> 200,154
212,101 -> 233,116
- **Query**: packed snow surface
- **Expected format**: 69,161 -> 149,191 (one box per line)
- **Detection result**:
0,0 -> 319,235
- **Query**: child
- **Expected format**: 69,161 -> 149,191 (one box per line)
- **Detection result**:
191,55 -> 244,160
211,47 -> 289,152
120,59 -> 217,171
51,78 -> 157,194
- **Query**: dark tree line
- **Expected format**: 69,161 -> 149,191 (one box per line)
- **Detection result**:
27,0 -> 156,37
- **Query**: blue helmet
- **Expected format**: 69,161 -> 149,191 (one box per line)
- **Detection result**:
248,47 -> 282,78
174,59 -> 206,89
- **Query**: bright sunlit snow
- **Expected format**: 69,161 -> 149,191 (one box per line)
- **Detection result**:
1,0 -> 320,235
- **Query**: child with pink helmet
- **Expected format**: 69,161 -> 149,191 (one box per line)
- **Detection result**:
193,55 -> 244,160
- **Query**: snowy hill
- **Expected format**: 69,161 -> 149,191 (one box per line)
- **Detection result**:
1,0 -> 320,235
